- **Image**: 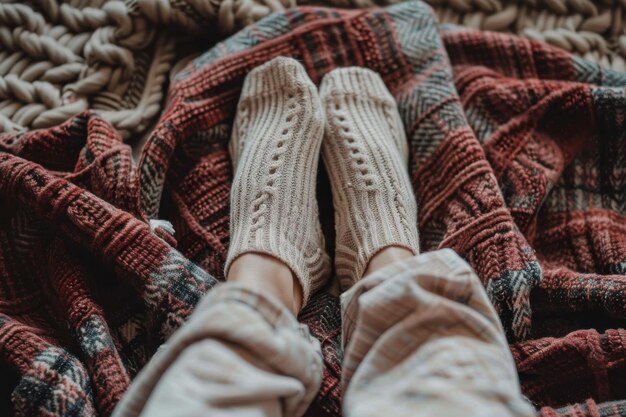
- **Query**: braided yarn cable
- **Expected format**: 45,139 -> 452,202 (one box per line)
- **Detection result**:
1,0 -> 625,137
0,0 -> 294,137
0,0 -> 163,137
423,0 -> 626,71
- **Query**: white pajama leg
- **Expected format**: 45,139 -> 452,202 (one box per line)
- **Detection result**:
113,283 -> 323,417
341,249 -> 535,417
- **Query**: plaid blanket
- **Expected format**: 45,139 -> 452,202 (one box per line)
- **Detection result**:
1,1 -> 626,416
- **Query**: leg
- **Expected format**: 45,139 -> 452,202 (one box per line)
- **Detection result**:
365,246 -> 414,276
341,249 -> 535,417
225,56 -> 332,311
228,253 -> 303,315
113,284 -> 322,417
320,67 -> 420,290
113,57 -> 328,417
319,67 -> 533,416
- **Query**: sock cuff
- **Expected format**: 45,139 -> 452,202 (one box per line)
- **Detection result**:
337,234 -> 420,290
224,235 -> 330,308
320,67 -> 395,103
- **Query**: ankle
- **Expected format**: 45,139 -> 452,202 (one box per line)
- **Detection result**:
227,253 -> 303,315
363,246 -> 415,278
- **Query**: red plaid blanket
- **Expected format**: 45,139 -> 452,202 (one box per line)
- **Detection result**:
1,2 -> 626,416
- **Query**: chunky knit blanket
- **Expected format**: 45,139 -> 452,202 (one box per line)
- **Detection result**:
431,0 -> 626,72
2,1 -> 626,416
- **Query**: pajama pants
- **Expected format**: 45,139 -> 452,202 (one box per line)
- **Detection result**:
112,249 -> 535,417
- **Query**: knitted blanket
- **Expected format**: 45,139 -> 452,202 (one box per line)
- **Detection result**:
3,0 -> 624,140
430,0 -> 626,72
0,0 -> 308,138
1,1 -> 626,416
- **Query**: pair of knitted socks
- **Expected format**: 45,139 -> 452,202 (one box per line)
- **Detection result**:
225,57 -> 419,305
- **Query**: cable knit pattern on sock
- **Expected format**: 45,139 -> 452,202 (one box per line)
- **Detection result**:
320,67 -> 420,289
225,57 -> 331,305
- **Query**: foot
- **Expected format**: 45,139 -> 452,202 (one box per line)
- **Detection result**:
225,57 -> 332,307
320,67 -> 420,289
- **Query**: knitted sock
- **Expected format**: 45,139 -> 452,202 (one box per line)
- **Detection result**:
225,57 -> 332,306
320,67 -> 420,289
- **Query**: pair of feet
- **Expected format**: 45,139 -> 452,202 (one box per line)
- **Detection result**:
225,57 -> 420,314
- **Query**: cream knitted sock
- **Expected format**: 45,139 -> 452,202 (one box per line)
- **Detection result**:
225,57 -> 332,306
320,67 -> 420,289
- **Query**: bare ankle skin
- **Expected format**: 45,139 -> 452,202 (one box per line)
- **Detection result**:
227,253 -> 303,315
364,246 -> 415,278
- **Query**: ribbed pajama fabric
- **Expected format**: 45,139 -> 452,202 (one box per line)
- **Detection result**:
114,249 -> 534,417
341,249 -> 536,417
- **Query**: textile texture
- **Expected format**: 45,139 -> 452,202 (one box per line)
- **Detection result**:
225,56 -> 332,304
429,0 -> 626,72
340,249 -> 534,417
1,1 -> 626,416
320,66 -> 420,289
0,0 -> 315,137
2,0 -> 623,139
112,283 -> 323,417
116,249 -> 534,417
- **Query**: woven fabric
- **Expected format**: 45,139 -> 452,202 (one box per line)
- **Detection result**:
1,1 -> 626,416
116,249 -> 534,417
